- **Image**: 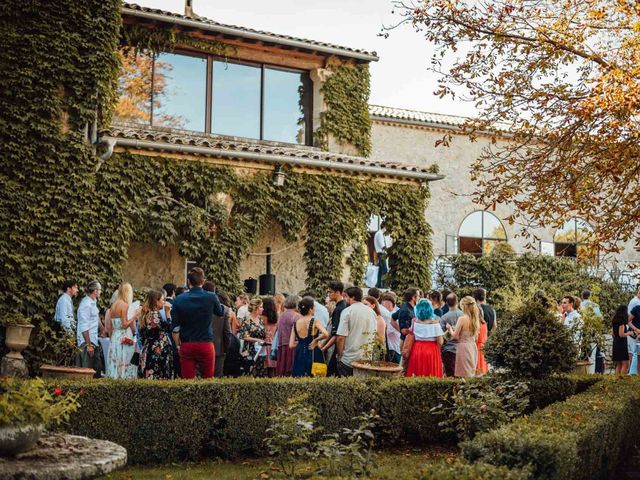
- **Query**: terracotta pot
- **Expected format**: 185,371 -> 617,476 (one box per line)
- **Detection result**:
5,324 -> 35,360
572,360 -> 593,375
0,424 -> 44,456
351,360 -> 403,379
40,364 -> 95,380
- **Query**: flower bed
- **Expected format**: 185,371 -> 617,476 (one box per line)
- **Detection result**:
50,375 -> 592,465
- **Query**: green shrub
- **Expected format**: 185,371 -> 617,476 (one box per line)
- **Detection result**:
51,375 -> 589,465
484,300 -> 577,377
431,380 -> 529,441
462,378 -> 640,480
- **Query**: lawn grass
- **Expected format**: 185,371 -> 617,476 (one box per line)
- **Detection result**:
103,447 -> 458,479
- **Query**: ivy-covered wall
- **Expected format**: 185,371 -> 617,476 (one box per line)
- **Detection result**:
314,62 -> 372,157
97,154 -> 433,297
0,1 -> 433,332
0,0 -> 121,320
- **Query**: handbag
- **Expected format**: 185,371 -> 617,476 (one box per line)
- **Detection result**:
310,319 -> 327,377
130,351 -> 140,367
311,348 -> 327,377
401,319 -> 416,360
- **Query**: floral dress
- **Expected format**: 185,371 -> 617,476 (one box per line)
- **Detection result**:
139,311 -> 175,380
238,316 -> 267,377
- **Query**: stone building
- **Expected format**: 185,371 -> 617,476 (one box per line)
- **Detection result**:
369,105 -> 639,285
110,3 -> 440,294
113,3 -> 637,292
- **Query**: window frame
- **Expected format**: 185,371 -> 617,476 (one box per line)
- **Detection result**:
457,210 -> 508,257
150,50 -> 210,131
553,217 -> 596,261
136,49 -> 313,145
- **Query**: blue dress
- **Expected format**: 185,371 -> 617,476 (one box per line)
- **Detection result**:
291,317 -> 322,377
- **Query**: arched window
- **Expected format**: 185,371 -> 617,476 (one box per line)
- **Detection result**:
553,218 -> 595,259
458,211 -> 507,256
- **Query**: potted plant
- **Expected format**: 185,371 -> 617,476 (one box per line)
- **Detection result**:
571,303 -> 606,375
2,313 -> 35,360
36,323 -> 95,380
0,377 -> 79,455
351,337 -> 403,379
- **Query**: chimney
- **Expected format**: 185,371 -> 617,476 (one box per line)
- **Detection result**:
185,0 -> 196,18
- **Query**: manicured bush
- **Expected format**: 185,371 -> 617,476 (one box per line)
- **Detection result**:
462,378 -> 640,480
484,300 -> 577,377
49,375 -> 593,465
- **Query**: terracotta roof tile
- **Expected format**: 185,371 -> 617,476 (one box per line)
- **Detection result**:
123,3 -> 378,62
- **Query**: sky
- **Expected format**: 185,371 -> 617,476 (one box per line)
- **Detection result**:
132,0 -> 478,117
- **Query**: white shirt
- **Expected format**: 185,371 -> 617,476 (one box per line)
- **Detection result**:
336,302 -> 377,366
77,295 -> 99,346
54,293 -> 75,332
628,296 -> 640,314
237,305 -> 249,324
564,310 -> 582,344
314,301 -> 330,329
380,304 -> 401,354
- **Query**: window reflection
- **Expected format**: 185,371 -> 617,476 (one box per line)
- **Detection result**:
153,53 -> 207,131
114,49 -> 153,125
212,61 -> 261,138
263,68 -> 306,144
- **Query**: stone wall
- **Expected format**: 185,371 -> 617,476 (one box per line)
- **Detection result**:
122,243 -> 186,290
239,223 -> 308,295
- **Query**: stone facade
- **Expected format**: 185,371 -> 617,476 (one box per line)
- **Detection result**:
239,224 -> 307,295
122,243 -> 186,290
369,117 -> 639,278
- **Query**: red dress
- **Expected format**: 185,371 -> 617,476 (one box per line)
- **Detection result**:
476,322 -> 488,375
406,322 -> 444,378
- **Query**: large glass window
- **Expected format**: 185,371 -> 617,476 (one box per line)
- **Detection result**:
113,48 -> 312,144
263,68 -> 307,143
212,61 -> 261,138
554,218 -> 596,260
152,53 -> 207,131
458,211 -> 508,256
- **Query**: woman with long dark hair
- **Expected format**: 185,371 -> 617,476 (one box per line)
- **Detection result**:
138,289 -> 175,380
612,304 -> 632,375
262,296 -> 279,376
290,296 -> 329,377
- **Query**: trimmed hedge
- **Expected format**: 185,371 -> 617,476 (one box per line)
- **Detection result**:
462,378 -> 640,480
49,375 -> 593,465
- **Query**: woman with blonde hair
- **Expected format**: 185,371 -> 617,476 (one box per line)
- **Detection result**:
238,297 -> 267,377
138,289 -> 174,379
447,296 -> 480,378
106,282 -> 140,379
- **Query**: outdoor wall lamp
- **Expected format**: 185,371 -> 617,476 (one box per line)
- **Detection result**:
272,165 -> 286,187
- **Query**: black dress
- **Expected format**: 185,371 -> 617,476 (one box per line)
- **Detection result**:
612,319 -> 629,362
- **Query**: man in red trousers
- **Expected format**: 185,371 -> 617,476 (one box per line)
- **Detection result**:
171,267 -> 224,378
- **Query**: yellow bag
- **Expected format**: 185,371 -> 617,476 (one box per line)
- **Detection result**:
311,358 -> 327,377
311,319 -> 327,377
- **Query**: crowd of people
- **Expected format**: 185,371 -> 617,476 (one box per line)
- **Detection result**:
52,268 -> 640,379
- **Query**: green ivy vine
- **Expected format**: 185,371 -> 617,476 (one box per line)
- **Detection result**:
1,1 -> 434,373
121,23 -> 232,57
315,62 -> 372,157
